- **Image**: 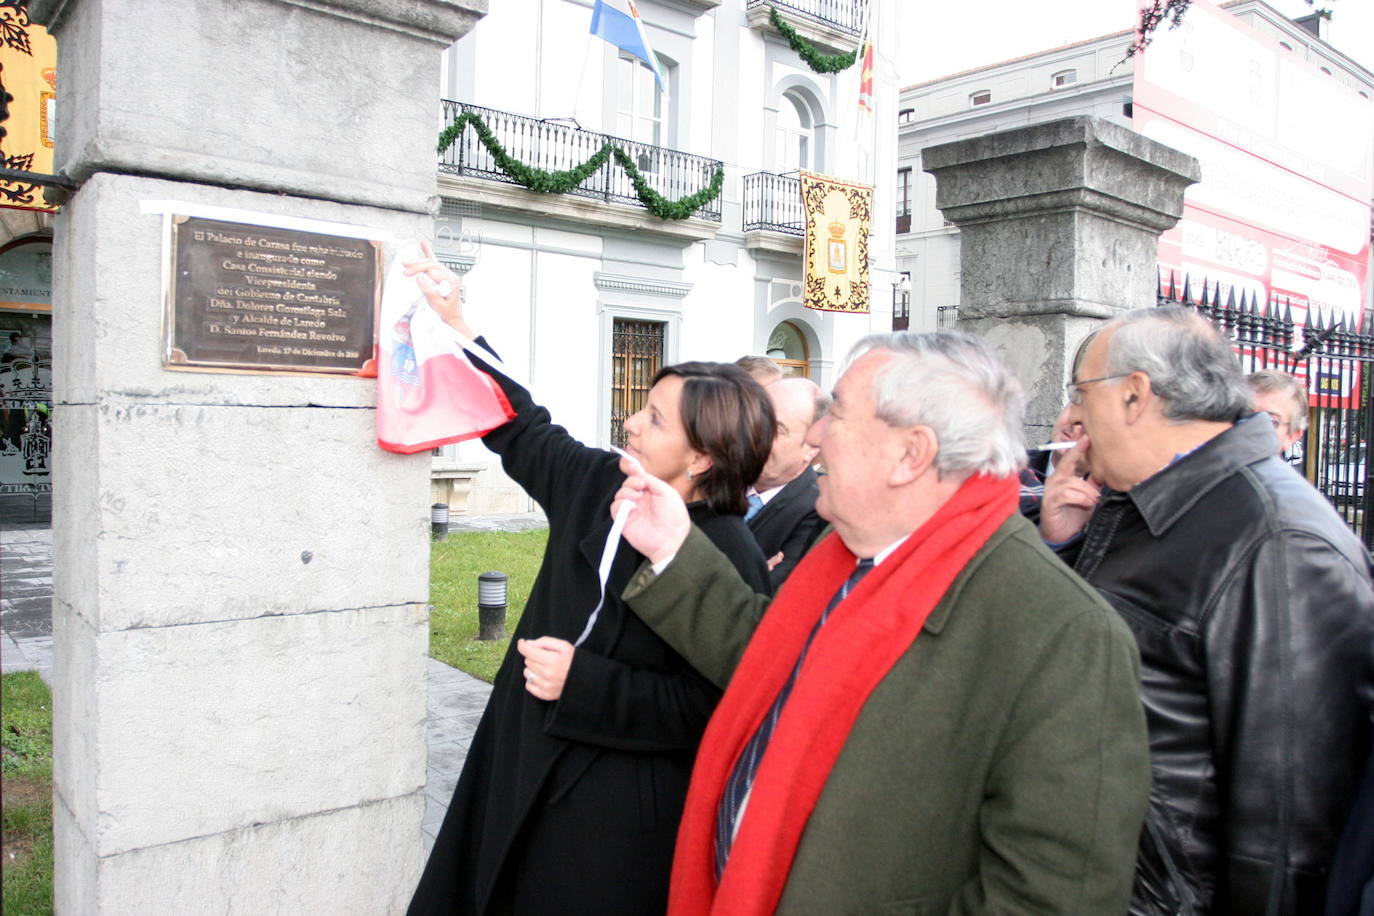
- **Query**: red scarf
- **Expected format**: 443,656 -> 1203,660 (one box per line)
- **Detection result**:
669,473 -> 1018,916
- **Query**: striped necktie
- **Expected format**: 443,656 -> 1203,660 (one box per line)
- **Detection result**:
745,493 -> 764,522
714,557 -> 875,878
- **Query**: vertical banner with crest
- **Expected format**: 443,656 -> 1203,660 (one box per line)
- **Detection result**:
0,0 -> 58,212
800,171 -> 871,313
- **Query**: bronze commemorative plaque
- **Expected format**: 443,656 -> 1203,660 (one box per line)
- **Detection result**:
165,216 -> 381,374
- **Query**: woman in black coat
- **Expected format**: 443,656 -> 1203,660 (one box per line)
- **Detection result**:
405,248 -> 774,915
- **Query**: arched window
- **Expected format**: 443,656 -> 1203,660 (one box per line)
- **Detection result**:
766,321 -> 811,378
775,91 -> 814,172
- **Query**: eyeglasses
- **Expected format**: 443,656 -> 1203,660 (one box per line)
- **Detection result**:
1065,374 -> 1130,406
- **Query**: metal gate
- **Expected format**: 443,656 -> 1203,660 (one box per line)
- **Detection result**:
0,319 -> 52,526
1159,273 -> 1374,548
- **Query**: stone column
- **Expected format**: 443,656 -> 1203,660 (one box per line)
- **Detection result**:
31,0 -> 484,912
921,116 -> 1199,440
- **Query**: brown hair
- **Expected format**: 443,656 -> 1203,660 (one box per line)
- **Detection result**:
653,362 -> 775,516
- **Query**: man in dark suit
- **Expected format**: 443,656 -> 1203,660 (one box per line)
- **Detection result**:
746,377 -> 829,590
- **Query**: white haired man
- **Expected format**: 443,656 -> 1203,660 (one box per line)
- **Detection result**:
1246,369 -> 1308,455
1042,307 -> 1374,915
611,331 -> 1150,914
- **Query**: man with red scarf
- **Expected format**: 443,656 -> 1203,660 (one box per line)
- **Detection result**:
606,331 -> 1151,914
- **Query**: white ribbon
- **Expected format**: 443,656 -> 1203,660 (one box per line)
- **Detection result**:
400,243 -> 636,647
573,480 -> 637,648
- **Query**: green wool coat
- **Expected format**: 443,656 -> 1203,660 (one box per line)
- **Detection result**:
624,513 -> 1150,915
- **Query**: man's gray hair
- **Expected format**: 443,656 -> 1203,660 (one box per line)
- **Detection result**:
847,331 -> 1026,478
1101,307 -> 1250,423
1246,369 -> 1308,434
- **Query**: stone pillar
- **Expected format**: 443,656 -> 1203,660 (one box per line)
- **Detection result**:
921,116 -> 1199,440
31,0 -> 484,912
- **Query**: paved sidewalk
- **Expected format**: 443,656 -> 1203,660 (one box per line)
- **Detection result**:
421,658 -> 492,854
448,510 -> 547,533
0,522 -> 501,858
2,526 -> 54,683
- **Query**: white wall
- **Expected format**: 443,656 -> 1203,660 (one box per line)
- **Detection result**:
435,0 -> 900,514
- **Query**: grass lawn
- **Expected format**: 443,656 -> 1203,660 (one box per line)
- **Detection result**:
2,671 -> 54,916
429,528 -> 549,683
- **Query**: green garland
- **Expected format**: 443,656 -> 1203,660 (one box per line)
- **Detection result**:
437,110 -> 723,221
611,147 -> 725,221
769,7 -> 858,74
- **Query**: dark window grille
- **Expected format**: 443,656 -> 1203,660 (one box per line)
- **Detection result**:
1158,269 -> 1374,548
936,305 -> 960,329
610,319 -> 665,448
439,101 -> 724,222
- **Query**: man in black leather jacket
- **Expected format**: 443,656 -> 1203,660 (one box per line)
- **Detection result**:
1041,306 -> 1374,915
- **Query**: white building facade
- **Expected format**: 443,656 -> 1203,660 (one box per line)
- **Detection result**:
894,0 -> 1374,334
431,0 -> 900,513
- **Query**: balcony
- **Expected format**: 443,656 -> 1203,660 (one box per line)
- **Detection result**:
742,171 -> 804,255
437,101 -> 724,240
746,0 -> 866,52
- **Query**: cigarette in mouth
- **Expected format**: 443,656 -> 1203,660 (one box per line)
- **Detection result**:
1038,441 -> 1080,451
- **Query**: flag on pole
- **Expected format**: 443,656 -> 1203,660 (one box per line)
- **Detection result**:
376,242 -> 514,454
856,36 -> 875,118
848,0 -> 878,183
590,0 -> 665,90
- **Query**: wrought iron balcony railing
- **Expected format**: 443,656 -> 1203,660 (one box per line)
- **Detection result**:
439,101 -> 723,222
743,171 -> 803,235
747,0 -> 866,37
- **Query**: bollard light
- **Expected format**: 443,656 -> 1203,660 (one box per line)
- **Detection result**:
431,502 -> 450,541
477,570 -> 508,641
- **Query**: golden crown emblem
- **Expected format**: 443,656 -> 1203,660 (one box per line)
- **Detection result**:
827,220 -> 845,239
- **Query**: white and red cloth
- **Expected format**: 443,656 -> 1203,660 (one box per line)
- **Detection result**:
375,242 -> 514,454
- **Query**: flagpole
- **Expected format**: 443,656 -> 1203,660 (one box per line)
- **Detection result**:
571,31 -> 598,123
869,0 -> 882,186
851,0 -> 875,184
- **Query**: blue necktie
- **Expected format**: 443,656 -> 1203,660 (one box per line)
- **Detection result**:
744,493 -> 764,521
714,558 -> 875,878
